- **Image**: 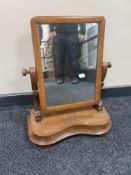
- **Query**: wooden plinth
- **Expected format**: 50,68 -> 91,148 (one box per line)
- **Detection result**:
28,107 -> 112,146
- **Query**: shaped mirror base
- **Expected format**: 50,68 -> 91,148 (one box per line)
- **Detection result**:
28,106 -> 112,147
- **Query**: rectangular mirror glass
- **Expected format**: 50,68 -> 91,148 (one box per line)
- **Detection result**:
38,23 -> 98,107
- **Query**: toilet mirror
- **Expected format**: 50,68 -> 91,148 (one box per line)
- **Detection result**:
30,17 -> 105,113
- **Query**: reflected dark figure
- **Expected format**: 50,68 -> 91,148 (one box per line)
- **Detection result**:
50,24 -> 85,84
39,25 -> 43,45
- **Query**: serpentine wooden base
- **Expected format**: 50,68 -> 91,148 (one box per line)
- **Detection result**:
28,107 -> 112,146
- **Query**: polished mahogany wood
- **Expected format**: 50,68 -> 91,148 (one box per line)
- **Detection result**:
30,16 -> 105,114
22,16 -> 112,146
95,61 -> 112,111
28,107 -> 112,146
22,67 -> 42,121
26,62 -> 112,146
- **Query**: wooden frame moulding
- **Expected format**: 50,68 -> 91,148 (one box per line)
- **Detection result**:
30,16 -> 105,114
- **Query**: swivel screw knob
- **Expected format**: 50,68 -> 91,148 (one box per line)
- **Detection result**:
22,68 -> 30,76
108,62 -> 112,68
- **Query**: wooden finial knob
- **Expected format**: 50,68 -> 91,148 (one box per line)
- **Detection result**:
108,62 -> 112,68
22,68 -> 30,76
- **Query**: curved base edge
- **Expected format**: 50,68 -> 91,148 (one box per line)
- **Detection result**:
27,108 -> 112,146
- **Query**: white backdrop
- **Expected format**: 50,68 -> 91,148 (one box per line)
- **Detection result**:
0,0 -> 131,94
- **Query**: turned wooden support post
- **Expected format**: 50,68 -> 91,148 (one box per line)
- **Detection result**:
101,62 -> 112,87
97,62 -> 112,111
22,67 -> 42,122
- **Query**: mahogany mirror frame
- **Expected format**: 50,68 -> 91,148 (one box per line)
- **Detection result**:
30,16 -> 105,114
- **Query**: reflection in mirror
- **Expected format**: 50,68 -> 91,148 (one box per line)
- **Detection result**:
39,23 -> 98,107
